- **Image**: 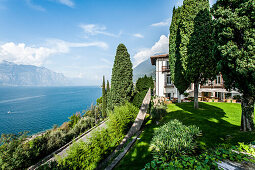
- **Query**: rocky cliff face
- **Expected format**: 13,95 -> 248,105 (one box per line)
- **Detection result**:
0,61 -> 69,86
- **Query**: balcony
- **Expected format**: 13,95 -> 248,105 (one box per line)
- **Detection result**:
200,83 -> 224,89
164,83 -> 174,88
162,66 -> 170,72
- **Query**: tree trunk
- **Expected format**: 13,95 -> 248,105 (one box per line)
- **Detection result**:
177,90 -> 181,103
240,95 -> 254,131
194,82 -> 199,109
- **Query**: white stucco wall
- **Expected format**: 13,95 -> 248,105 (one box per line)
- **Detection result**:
155,58 -> 179,98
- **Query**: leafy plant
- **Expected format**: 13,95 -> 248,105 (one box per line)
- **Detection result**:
150,104 -> 167,122
68,112 -> 82,128
150,120 -> 200,159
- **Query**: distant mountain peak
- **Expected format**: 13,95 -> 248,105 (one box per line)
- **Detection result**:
0,61 -> 69,86
133,58 -> 155,82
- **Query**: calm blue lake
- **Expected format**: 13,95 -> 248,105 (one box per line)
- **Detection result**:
0,86 -> 101,136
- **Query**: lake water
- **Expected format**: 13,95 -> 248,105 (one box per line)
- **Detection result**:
0,86 -> 101,136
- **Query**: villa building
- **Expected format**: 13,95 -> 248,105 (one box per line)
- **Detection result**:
150,54 -> 240,101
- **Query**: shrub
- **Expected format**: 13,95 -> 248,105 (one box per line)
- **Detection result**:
132,90 -> 147,108
57,127 -> 113,170
57,102 -> 139,169
150,120 -> 200,159
107,102 -> 139,140
68,112 -> 82,128
150,104 -> 167,122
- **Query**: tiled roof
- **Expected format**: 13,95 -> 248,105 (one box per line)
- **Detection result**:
150,54 -> 169,65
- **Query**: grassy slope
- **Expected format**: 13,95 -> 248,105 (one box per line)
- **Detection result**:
115,102 -> 255,170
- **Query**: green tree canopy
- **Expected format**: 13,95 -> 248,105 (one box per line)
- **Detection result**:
212,0 -> 255,131
135,75 -> 154,92
110,44 -> 133,107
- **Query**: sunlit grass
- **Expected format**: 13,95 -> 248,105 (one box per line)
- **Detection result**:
115,102 -> 255,170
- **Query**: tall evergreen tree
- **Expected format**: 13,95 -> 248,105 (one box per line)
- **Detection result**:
106,80 -> 110,94
170,0 -> 215,108
169,6 -> 189,102
212,0 -> 255,131
106,80 -> 110,110
111,44 -> 133,107
102,76 -> 106,118
186,0 -> 217,109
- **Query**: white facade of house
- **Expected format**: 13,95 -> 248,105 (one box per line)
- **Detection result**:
151,54 -> 240,100
152,54 -> 183,99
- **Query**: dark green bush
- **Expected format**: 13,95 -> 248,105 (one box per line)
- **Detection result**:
135,75 -> 154,92
150,104 -> 167,122
150,119 -> 200,159
132,90 -> 147,108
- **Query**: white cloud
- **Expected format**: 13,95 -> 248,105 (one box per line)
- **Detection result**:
151,18 -> 171,27
0,39 -> 108,66
26,0 -> 46,11
80,24 -> 121,38
133,35 -> 169,67
56,0 -> 74,7
133,33 -> 144,38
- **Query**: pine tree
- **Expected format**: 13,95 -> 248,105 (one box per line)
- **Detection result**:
212,0 -> 255,131
111,44 -> 133,107
102,76 -> 106,118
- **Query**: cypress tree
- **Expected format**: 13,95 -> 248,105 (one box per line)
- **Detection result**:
102,76 -> 106,118
106,80 -> 110,110
106,80 -> 110,94
212,0 -> 255,131
169,6 -> 182,84
186,0 -> 217,109
111,44 -> 133,107
170,0 -> 215,108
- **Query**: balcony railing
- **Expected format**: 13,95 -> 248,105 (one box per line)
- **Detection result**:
162,66 -> 170,72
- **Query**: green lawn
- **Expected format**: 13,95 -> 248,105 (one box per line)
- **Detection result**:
115,102 -> 255,170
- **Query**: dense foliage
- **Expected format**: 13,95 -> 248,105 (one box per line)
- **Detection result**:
169,6 -> 190,94
169,0 -> 217,108
110,44 -> 133,108
132,75 -> 153,108
150,103 -> 167,122
57,102 -> 139,169
150,119 -> 200,159
144,145 -> 251,169
212,0 -> 255,131
135,75 -> 153,92
186,0 -> 217,109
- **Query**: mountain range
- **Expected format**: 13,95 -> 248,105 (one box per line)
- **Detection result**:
0,61 -> 69,86
133,58 -> 155,82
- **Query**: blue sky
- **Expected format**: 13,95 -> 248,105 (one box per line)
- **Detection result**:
0,0 -> 217,85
